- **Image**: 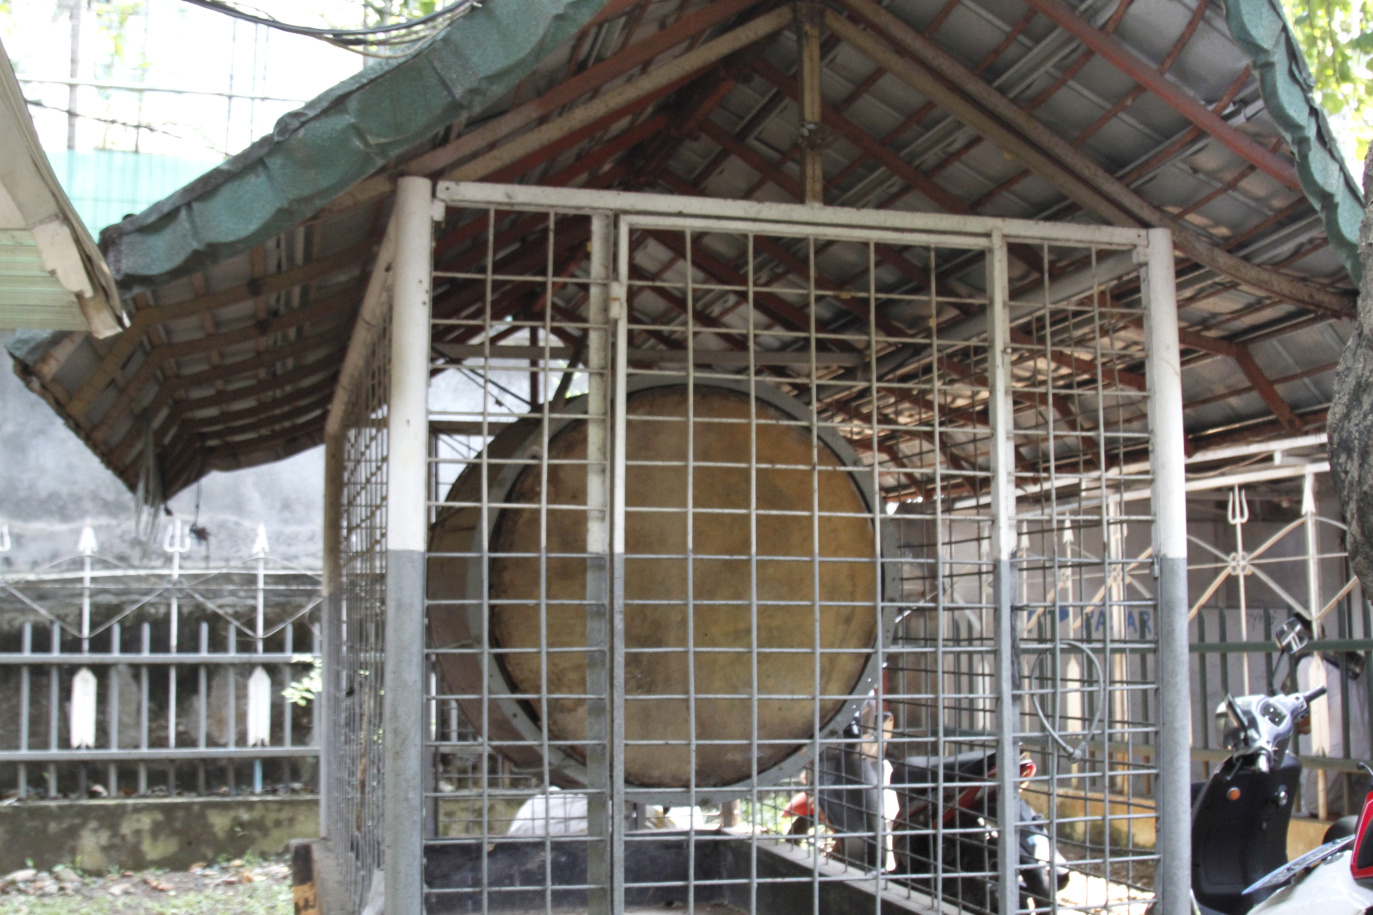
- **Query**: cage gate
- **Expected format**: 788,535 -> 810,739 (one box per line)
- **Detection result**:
322,179 -> 1191,915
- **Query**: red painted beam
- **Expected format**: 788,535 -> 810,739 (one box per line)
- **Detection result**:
403,0 -> 771,178
1018,0 -> 1301,191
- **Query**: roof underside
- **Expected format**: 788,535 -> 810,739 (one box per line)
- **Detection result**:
7,0 -> 1363,499
0,39 -> 124,337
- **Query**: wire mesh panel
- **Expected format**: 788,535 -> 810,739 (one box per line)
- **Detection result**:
325,297 -> 392,909
424,204 -> 619,913
1004,246 -> 1161,909
329,182 -> 1185,915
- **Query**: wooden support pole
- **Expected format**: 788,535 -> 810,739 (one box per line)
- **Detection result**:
797,1 -> 825,203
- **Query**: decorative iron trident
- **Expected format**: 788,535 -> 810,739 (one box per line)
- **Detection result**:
164,517 -> 191,749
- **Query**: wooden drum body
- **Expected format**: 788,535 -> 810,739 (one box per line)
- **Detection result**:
427,379 -> 894,796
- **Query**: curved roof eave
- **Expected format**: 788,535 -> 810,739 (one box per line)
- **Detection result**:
1226,0 -> 1365,284
98,0 -> 612,292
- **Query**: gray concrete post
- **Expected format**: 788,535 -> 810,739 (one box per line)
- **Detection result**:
1144,228 -> 1191,915
383,175 -> 434,915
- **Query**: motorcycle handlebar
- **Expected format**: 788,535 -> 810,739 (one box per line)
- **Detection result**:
1303,685 -> 1328,705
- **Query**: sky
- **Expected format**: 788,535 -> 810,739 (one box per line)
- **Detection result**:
3,0 -> 366,162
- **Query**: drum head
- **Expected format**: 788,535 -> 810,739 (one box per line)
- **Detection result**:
428,381 -> 882,790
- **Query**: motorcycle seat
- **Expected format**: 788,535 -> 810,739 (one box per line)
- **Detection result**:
890,749 -> 996,784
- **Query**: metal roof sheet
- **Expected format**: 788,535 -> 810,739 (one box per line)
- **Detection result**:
0,39 -> 124,336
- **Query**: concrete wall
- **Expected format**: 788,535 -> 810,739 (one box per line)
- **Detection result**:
1,330 -> 324,569
0,796 -> 318,872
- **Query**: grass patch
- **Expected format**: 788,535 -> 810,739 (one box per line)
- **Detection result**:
0,880 -> 292,915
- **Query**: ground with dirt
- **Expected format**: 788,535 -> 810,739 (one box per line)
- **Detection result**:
0,856 -> 293,915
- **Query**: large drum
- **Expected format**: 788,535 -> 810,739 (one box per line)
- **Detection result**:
427,379 -> 891,793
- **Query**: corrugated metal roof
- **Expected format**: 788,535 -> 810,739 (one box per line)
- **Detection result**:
1225,0 -> 1363,283
6,0 -> 1361,498
0,38 -> 124,336
99,0 -> 609,291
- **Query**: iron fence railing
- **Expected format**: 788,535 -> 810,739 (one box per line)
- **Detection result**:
1185,458 -> 1371,819
0,520 -> 322,799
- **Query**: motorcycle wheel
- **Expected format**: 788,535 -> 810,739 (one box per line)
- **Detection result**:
946,823 -> 992,912
1018,866 -> 1057,911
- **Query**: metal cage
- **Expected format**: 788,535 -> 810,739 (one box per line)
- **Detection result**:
319,179 -> 1189,915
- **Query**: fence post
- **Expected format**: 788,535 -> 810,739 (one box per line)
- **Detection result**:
1143,227 -> 1190,915
383,175 -> 434,915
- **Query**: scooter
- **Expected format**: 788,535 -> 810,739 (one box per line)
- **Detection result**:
888,748 -> 1070,912
1243,802 -> 1373,913
782,702 -> 885,871
1186,618 -> 1326,915
1240,756 -> 1373,910
780,702 -> 1070,908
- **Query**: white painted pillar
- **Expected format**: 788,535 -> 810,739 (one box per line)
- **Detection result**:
383,175 -> 435,915
1143,228 -> 1190,915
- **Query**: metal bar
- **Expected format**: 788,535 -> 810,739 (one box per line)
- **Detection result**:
48,622 -> 58,796
1190,638 -> 1373,653
1188,433 -> 1327,464
1001,459 -> 1333,510
986,229 -> 1019,915
18,622 -> 29,798
139,622 -> 150,796
610,219 -> 629,915
0,748 -> 320,763
108,622 -> 120,794
0,652 -> 322,666
383,175 -> 435,915
1145,227 -> 1191,915
17,76 -> 307,103
436,181 -> 1150,247
1190,745 -> 1371,772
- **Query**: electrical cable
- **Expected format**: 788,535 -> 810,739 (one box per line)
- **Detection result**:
1026,638 -> 1106,761
23,98 -> 229,155
177,0 -> 478,48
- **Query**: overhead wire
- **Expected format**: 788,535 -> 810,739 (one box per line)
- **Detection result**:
23,99 -> 229,156
176,0 -> 480,54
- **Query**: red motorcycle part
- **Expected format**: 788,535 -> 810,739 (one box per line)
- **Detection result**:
1350,790 -> 1373,880
783,791 -> 818,820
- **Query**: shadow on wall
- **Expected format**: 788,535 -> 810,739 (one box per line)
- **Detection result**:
0,331 -> 325,569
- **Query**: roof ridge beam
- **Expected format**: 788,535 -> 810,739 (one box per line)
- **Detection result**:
418,0 -> 767,175
324,0 -> 775,214
442,5 -> 794,185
